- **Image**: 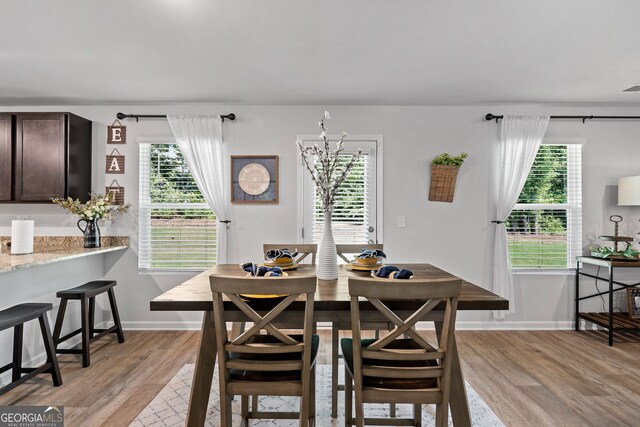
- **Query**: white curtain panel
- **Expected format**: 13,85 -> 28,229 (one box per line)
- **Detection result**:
167,115 -> 229,264
492,115 -> 550,319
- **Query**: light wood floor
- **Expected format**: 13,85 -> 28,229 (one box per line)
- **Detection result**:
1,329 -> 639,426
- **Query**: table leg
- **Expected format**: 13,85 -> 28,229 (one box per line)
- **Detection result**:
331,322 -> 339,418
186,311 -> 218,427
608,266 -> 614,347
575,260 -> 580,331
435,321 -> 471,427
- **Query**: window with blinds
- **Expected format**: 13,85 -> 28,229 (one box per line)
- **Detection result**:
507,144 -> 582,269
312,154 -> 370,244
139,142 -> 217,271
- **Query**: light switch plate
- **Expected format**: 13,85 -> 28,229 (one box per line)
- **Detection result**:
398,216 -> 406,228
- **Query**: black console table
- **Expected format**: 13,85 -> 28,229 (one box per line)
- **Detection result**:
575,256 -> 640,346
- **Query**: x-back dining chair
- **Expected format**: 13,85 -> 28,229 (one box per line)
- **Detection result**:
342,276 -> 461,427
210,274 -> 318,427
231,244 -> 317,338
331,243 -> 392,419
263,244 -> 318,265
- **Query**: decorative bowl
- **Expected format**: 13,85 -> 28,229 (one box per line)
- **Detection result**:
269,257 -> 295,265
354,257 -> 380,266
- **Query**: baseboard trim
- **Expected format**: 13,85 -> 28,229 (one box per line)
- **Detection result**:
121,320 -> 577,331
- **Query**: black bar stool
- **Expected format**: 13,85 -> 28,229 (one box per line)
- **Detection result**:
0,303 -> 62,395
53,280 -> 125,367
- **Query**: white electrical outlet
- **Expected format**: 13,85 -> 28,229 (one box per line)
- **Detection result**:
398,216 -> 406,228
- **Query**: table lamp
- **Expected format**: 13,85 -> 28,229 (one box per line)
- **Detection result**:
618,176 -> 640,206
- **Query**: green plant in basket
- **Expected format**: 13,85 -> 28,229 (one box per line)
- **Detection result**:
432,152 -> 468,167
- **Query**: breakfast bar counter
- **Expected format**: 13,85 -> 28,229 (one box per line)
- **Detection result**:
0,236 -> 128,273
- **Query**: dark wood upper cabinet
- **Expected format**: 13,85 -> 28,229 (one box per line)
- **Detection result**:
3,112 -> 92,203
0,114 -> 12,201
15,113 -> 66,201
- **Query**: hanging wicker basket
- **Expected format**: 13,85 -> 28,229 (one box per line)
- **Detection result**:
428,164 -> 460,203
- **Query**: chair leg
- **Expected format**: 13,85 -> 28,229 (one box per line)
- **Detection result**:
388,322 -> 396,418
310,364 -> 316,421
413,404 -> 421,427
39,313 -> 62,386
88,297 -> 95,339
80,297 -> 91,367
12,324 -> 23,382
354,379 -> 364,427
107,288 -> 125,343
241,395 -> 248,424
344,364 -> 352,427
220,392 -> 232,427
331,322 -> 339,418
300,359 -> 312,427
435,403 -> 446,427
252,395 -> 259,412
52,298 -> 67,346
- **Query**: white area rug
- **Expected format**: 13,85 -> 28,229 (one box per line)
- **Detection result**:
132,364 -> 504,426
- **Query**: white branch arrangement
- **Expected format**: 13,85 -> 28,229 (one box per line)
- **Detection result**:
297,111 -> 362,212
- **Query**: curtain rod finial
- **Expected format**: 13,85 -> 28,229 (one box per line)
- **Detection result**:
221,113 -> 236,122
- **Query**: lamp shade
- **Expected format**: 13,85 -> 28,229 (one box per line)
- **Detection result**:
618,176 -> 640,206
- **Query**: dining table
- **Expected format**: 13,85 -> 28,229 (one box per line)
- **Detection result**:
150,263 -> 508,427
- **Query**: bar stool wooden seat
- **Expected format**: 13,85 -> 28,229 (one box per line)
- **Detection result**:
0,303 -> 62,395
53,280 -> 125,367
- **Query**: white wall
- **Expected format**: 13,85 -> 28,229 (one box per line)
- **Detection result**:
2,103 -> 640,333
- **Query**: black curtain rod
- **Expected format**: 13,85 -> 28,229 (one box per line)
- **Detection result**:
115,112 -> 236,122
485,113 -> 640,123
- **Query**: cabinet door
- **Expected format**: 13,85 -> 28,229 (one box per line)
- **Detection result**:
15,113 -> 66,201
0,114 -> 12,201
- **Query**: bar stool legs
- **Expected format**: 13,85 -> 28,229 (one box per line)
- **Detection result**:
107,289 -> 125,344
53,281 -> 125,368
12,324 -> 23,383
39,313 -> 62,386
0,305 -> 62,395
80,297 -> 91,367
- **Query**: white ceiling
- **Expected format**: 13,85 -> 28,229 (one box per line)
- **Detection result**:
2,0 -> 640,106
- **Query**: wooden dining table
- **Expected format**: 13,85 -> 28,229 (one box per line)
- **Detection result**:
150,263 -> 508,427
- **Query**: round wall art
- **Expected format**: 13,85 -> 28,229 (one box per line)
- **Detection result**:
238,163 -> 270,196
231,155 -> 279,203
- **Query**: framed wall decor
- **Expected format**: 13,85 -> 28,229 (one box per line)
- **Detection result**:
627,288 -> 640,319
231,155 -> 279,203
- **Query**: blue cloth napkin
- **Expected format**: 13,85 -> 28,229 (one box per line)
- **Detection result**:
357,248 -> 387,259
240,262 -> 283,277
264,248 -> 298,261
371,265 -> 413,279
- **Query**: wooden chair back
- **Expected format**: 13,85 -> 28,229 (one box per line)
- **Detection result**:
210,275 -> 317,396
348,276 -> 461,405
263,244 -> 318,265
336,243 -> 384,263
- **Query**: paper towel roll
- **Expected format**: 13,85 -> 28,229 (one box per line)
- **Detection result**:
11,220 -> 34,254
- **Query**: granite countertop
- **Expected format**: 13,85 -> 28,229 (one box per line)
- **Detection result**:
0,236 -> 129,273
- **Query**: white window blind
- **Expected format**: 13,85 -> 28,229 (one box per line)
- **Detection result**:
312,154 -> 370,244
139,142 -> 217,271
507,144 -> 582,269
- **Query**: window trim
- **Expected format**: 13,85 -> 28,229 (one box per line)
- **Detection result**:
137,136 -> 218,273
296,134 -> 384,245
508,138 -> 584,271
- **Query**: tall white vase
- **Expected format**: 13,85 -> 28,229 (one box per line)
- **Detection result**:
317,209 -> 338,280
